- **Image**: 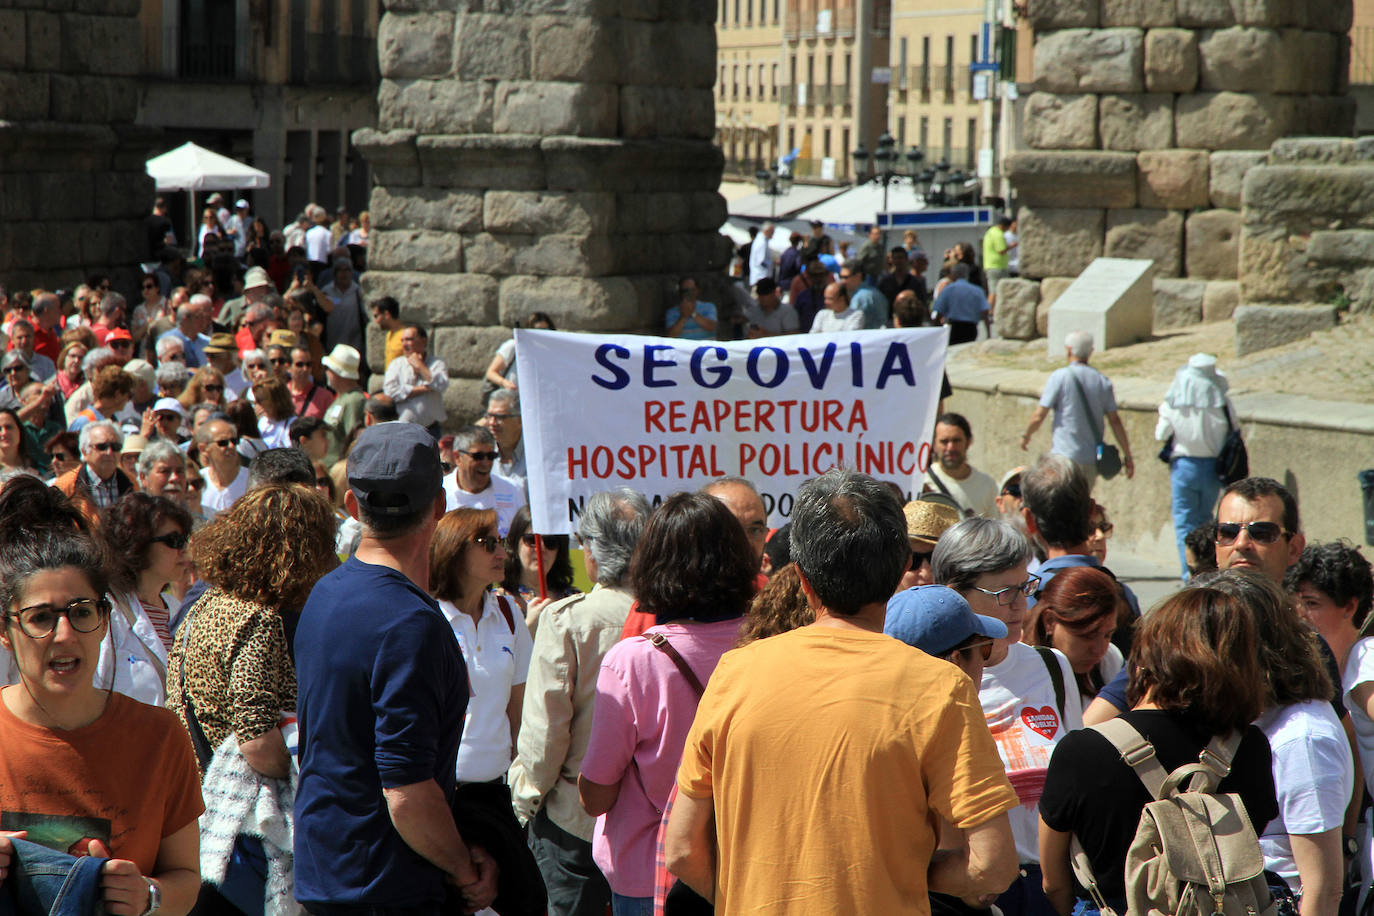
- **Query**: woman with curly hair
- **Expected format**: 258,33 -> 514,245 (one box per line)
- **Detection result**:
501,505 -> 578,635
179,365 -> 227,412
579,492 -> 755,914
737,562 -> 813,646
98,493 -> 194,706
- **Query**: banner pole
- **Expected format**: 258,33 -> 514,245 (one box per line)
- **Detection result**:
534,534 -> 548,599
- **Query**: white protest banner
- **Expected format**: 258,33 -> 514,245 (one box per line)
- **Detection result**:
516,327 -> 948,533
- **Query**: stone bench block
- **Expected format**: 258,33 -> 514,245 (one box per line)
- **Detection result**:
1185,209 -> 1240,279
1027,0 -> 1099,29
362,270 -> 500,326
1019,206 -> 1107,279
1024,93 -> 1099,150
483,190 -> 615,235
1137,149 -> 1209,209
370,186 -> 484,233
370,229 -> 464,273
1153,277 -> 1205,328
1174,92 -> 1293,150
378,11 -> 455,80
1005,151 -> 1138,208
1048,257 -> 1155,352
417,134 -> 545,190
530,15 -> 618,83
995,278 -> 1041,340
498,275 -> 637,330
1144,27 -> 1198,92
1035,28 -> 1145,93
1100,93 -> 1175,150
1202,280 -> 1239,320
1234,304 -> 1337,355
1102,0 -> 1178,27
1209,150 -> 1267,208
1106,208 -> 1183,276
378,78 -> 495,134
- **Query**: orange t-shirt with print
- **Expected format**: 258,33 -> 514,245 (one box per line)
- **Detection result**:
0,691 -> 205,874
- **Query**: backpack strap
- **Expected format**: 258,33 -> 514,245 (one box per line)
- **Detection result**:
1090,717 -> 1171,800
1034,645 -> 1067,722
643,633 -> 705,699
494,594 -> 516,634
1162,731 -> 1244,796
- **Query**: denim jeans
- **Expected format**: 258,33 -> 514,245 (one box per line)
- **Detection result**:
610,893 -> 653,916
1,837 -> 107,916
995,864 -> 1059,916
527,810 -> 610,916
1170,456 -> 1220,579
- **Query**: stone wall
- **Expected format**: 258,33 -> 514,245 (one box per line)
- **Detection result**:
997,0 -> 1354,344
356,0 -> 731,423
0,0 -> 159,290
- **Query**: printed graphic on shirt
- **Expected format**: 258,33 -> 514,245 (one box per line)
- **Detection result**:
1,810 -> 111,856
1020,705 -> 1060,740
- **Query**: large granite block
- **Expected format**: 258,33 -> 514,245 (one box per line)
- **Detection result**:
1034,28 -> 1145,93
1019,206 -> 1107,278
1024,93 -> 1099,150
1105,208 -> 1183,277
1005,151 -> 1138,208
378,12 -> 455,79
1144,27 -> 1198,92
1234,304 -> 1337,355
1099,93 -> 1175,150
1184,209 -> 1241,279
1137,149 -> 1210,209
1174,92 -> 1294,150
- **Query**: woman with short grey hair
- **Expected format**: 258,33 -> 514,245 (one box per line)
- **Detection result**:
932,516 -> 1081,916
577,488 -> 650,587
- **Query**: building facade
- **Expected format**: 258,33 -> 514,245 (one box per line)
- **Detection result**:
717,0 -> 786,179
137,0 -> 380,236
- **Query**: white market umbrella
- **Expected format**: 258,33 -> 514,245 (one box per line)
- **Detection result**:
146,142 -> 270,256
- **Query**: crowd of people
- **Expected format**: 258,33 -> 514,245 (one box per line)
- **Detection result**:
0,198 -> 1372,916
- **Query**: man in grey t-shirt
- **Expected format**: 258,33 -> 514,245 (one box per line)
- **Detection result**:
1019,331 -> 1135,485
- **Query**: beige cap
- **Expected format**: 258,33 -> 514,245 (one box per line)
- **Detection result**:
266,328 -> 299,349
903,499 -> 961,549
120,434 -> 148,456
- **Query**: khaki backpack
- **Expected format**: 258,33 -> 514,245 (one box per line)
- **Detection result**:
1070,718 -> 1276,916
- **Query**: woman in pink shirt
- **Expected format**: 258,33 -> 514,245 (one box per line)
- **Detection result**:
579,492 -> 758,916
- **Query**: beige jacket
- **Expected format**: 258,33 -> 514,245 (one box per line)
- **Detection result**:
508,583 -> 634,841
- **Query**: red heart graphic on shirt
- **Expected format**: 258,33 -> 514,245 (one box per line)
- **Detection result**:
1021,705 -> 1060,740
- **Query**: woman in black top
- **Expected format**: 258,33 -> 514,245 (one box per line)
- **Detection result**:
1038,586 -> 1279,915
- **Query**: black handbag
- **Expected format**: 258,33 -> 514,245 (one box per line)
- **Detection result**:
1215,410 -> 1248,485
1157,435 -> 1174,465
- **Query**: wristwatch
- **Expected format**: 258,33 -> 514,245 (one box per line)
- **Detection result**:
142,879 -> 162,916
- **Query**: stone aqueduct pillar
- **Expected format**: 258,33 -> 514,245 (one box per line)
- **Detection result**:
0,1 -> 158,291
355,0 -> 731,419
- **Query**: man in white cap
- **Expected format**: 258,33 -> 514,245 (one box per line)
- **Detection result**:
218,266 -> 273,329
228,198 -> 252,257
321,344 -> 366,467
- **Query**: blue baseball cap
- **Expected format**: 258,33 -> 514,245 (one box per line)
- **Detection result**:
347,422 -> 442,517
884,585 -> 1008,657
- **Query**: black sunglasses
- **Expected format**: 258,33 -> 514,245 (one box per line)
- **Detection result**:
1215,521 -> 1287,545
150,532 -> 189,550
89,441 -> 119,453
472,535 -> 502,554
910,548 -> 933,571
213,437 -> 239,448
203,383 -> 224,392
462,450 -> 499,462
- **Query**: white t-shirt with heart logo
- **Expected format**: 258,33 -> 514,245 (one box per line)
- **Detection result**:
980,641 -> 1084,864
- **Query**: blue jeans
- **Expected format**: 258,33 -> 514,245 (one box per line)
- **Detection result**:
2,837 -> 106,916
995,864 -> 1058,916
610,893 -> 653,916
1170,456 -> 1220,579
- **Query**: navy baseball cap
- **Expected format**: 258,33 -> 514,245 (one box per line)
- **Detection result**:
885,585 -> 1007,658
347,422 -> 443,516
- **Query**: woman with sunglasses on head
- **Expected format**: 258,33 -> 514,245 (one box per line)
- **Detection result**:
99,494 -> 194,706
933,516 -> 1081,916
0,477 -> 204,916
502,506 -> 579,637
1020,566 -> 1128,709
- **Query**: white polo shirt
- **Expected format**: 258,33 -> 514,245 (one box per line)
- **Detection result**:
200,465 -> 248,520
439,591 -> 534,783
443,472 -> 526,536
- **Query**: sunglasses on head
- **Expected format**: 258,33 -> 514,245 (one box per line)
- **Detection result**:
472,535 -> 502,554
1215,521 -> 1287,545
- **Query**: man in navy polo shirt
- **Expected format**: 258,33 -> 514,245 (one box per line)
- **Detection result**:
294,422 -> 498,915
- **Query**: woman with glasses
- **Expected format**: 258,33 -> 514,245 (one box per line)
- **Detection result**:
579,492 -> 755,916
166,483 -> 337,916
933,516 -> 1080,916
1021,566 -> 1128,708
179,365 -> 228,411
44,430 -> 81,481
99,494 -> 193,706
54,340 -> 88,400
0,477 -> 204,916
502,506 -> 579,636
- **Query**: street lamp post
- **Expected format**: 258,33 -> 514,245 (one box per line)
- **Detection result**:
754,164 -> 793,220
850,134 -> 923,248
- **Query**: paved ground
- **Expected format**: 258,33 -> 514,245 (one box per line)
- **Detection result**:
1102,550 -> 1183,615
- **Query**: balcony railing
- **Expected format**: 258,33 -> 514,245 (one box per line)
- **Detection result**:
180,33 -> 237,80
